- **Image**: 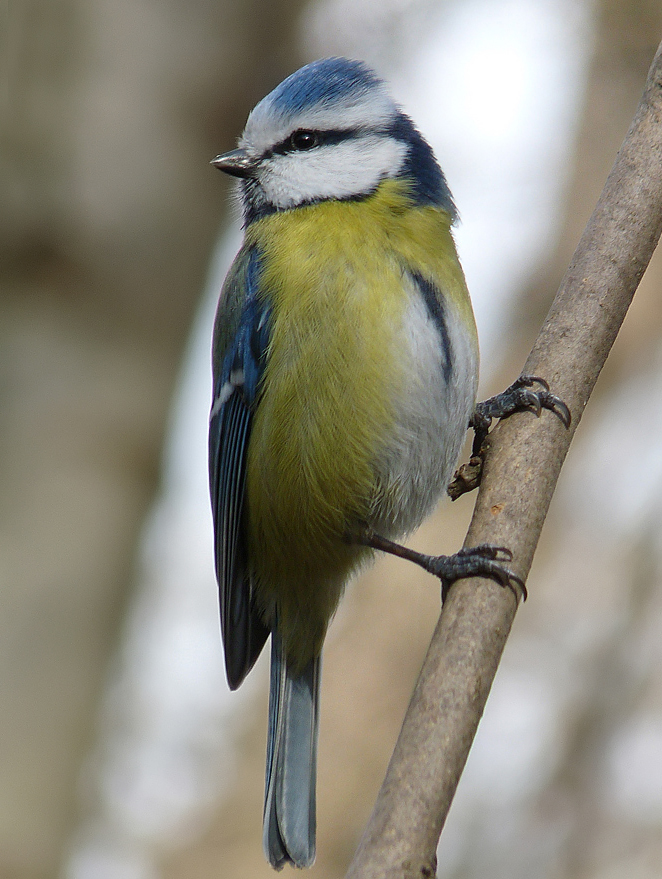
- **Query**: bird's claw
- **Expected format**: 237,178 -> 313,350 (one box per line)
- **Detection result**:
449,374 -> 571,499
516,375 -> 571,428
472,375 -> 571,450
428,544 -> 526,604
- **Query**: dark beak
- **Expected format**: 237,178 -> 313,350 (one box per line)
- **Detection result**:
211,148 -> 258,179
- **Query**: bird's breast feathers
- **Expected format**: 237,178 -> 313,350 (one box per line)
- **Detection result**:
242,180 -> 477,568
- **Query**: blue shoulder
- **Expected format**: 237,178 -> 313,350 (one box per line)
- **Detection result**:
211,245 -> 271,409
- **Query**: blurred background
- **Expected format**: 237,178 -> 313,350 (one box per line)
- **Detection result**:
2,0 -> 662,877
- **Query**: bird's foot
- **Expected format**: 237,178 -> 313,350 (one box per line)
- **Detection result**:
448,375 -> 571,499
471,374 -> 571,454
357,529 -> 526,604
426,543 -> 526,603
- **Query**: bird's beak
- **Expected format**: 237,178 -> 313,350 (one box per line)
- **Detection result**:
211,148 -> 259,179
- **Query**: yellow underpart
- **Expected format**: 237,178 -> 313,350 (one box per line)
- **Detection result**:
244,179 -> 476,670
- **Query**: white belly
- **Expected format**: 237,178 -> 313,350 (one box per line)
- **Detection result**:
368,285 -> 478,538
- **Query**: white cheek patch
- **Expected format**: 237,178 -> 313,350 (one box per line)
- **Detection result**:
259,136 -> 407,209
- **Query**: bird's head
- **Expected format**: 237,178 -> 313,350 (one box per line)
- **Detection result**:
212,58 -> 455,225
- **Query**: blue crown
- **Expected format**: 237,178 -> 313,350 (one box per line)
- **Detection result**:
268,58 -> 381,116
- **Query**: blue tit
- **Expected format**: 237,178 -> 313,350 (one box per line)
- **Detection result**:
209,57 -> 509,869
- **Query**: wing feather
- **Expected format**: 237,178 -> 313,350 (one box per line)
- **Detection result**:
209,246 -> 270,690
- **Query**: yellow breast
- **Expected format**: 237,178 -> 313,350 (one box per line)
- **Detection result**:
243,180 -> 475,667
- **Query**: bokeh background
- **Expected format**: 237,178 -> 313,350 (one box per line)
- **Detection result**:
2,0 -> 662,877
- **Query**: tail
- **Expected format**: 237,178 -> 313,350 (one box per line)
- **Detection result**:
263,632 -> 321,869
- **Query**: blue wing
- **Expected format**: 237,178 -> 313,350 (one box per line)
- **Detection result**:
209,245 -> 271,690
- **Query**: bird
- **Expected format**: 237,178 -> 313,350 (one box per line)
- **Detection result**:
208,57 -> 543,869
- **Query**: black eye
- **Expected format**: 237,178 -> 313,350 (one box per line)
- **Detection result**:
289,129 -> 319,151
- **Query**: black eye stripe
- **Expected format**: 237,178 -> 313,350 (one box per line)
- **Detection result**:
268,127 -> 363,157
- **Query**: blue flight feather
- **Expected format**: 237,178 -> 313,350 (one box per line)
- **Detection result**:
209,246 -> 271,689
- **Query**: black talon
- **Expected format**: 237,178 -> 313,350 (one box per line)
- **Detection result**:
520,374 -> 549,391
513,375 -> 571,428
518,389 -> 543,417
449,374 -> 572,497
427,546 -> 527,604
472,374 -> 571,443
540,392 -> 571,428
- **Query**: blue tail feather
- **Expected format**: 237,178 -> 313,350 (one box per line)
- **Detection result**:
263,633 -> 321,869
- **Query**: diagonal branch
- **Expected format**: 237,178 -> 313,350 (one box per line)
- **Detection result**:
346,39 -> 662,879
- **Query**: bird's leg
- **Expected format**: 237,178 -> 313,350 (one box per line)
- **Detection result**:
447,375 -> 571,500
355,527 -> 526,604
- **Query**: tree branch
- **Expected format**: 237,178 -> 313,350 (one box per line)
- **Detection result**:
346,39 -> 662,879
